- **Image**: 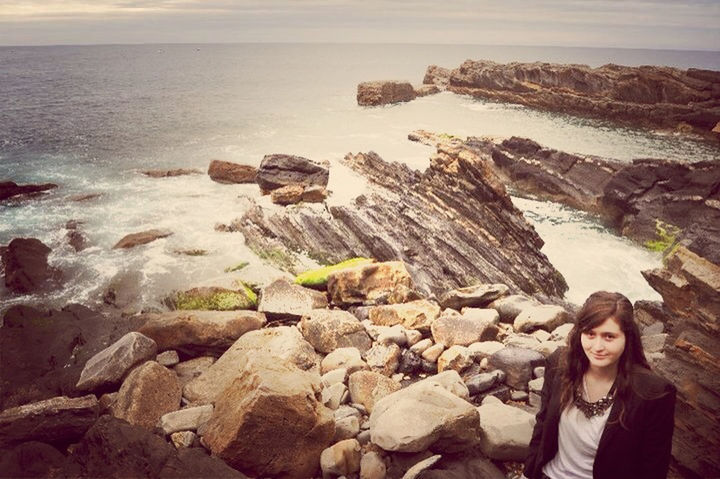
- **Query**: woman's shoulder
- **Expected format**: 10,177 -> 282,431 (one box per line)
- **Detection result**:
629,365 -> 676,399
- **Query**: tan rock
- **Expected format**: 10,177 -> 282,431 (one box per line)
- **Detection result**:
513,305 -> 570,333
357,81 -> 416,106
301,185 -> 328,203
421,343 -> 445,363
369,299 -> 441,332
468,341 -> 505,361
364,342 -> 401,376
174,356 -> 215,387
322,347 -> 369,375
320,439 -> 361,476
439,283 -> 509,311
159,404 -> 214,435
207,159 -> 257,184
170,431 -> 196,448
271,184 -> 304,205
110,361 -> 182,429
258,279 -> 328,319
328,261 -> 414,306
431,308 -> 499,347
437,346 -> 473,373
348,371 -> 402,413
360,451 -> 387,479
478,398 -> 536,461
299,309 -> 372,353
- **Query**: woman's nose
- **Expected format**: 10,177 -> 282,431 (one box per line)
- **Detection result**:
592,337 -> 604,350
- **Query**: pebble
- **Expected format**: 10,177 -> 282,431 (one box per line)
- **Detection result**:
156,350 -> 180,367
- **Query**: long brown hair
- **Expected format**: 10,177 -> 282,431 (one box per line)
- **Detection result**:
558,291 -> 650,428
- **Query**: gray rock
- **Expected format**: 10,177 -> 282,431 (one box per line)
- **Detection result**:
335,415 -> 361,441
322,347 -> 369,375
468,341 -> 504,361
321,438 -> 362,477
643,321 -> 665,336
258,279 -> 328,319
256,154 -> 329,192
348,371 -> 402,413
322,382 -> 349,410
398,350 -> 423,374
465,371 -> 502,396
402,454 -> 442,479
299,309 -> 372,353
360,451 -> 387,479
76,332 -> 158,391
488,347 -> 545,390
488,294 -> 539,323
174,356 -> 215,387
511,390 -> 529,401
477,399 -> 536,460
642,333 -> 668,354
439,284 -> 510,310
159,404 -> 214,435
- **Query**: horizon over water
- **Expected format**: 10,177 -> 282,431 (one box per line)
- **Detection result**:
1,43 -> 719,312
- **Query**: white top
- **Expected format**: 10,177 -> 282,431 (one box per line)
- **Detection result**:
541,402 -> 612,479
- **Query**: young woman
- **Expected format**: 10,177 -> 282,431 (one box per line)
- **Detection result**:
524,291 -> 676,479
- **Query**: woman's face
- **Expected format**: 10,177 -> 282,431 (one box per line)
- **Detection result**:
581,316 -> 627,372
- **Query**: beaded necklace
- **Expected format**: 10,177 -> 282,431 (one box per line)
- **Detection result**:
574,374 -> 616,419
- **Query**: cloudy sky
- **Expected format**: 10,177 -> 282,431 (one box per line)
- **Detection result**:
0,0 -> 718,50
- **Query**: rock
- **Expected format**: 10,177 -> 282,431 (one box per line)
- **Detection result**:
184,326 -> 319,404
256,154 -> 329,192
348,371 -> 402,413
110,361 -> 181,429
503,333 -> 541,350
0,180 -> 57,202
431,309 -> 499,347
513,305 -> 570,333
550,322 -> 574,342
437,346 -> 473,374
402,454 -> 442,479
405,329 -> 423,346
201,359 -> 334,479
369,300 -> 440,333
174,356 -> 215,387
422,370 -> 471,400
488,347 -> 545,390
421,343 -> 445,363
414,84 -> 440,97
161,447 -> 250,478
322,382 -> 349,410
76,331 -> 158,392
465,371 -> 504,396
533,366 -> 545,378
329,261 -> 415,307
113,229 -> 172,249
2,237 -> 59,294
528,377 -> 544,394
159,404 -> 214,435
360,451 -> 387,479
335,415 -> 360,441
322,368 -> 348,388
139,310 -> 266,355
376,324 -> 408,346
477,399 -> 536,460
170,431 -> 196,448
142,168 -> 202,178
0,441 -> 66,478
156,350 -> 180,367
423,65 -> 452,88
364,342 -> 402,376
67,193 -> 102,202
169,285 -> 258,311
419,454 -> 505,479
271,184 -> 305,205
368,377 -> 480,453
643,321 -> 665,336
207,159 -> 257,184
258,278 -> 328,319
0,395 -> 99,447
302,185 -> 328,203
299,309 -> 372,353
321,439 -> 362,476
322,347 -> 369,375
531,329 -> 551,342
468,341 -> 504,361
410,338 -> 433,354
398,350 -> 423,374
439,284 -> 509,310
357,81 -> 416,106
511,390 -> 529,401
66,227 -> 88,252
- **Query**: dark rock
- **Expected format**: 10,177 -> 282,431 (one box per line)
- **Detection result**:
475,384 -> 512,404
207,160 -> 257,184
465,371 -> 503,396
420,359 -> 438,374
439,283 -> 510,310
445,60 -> 720,138
2,238 -> 59,294
256,154 -> 329,193
66,228 -> 88,252
142,168 -> 202,178
113,229 -> 173,249
398,350 -> 423,374
159,448 -> 248,478
235,146 -> 567,300
0,441 -> 66,479
418,453 -> 505,479
66,193 -> 102,202
357,81 -> 416,106
488,347 -> 545,390
0,181 -> 57,202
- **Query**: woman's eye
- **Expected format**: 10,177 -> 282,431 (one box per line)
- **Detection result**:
584,332 -> 595,338
603,334 -> 615,340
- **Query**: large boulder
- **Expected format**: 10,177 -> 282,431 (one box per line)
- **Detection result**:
357,81 -> 416,106
368,375 -> 480,453
0,180 -> 57,202
328,261 -> 415,307
2,237 -> 59,294
207,159 -> 257,184
256,154 -> 329,193
113,229 -> 172,249
0,395 -> 99,447
201,358 -> 334,479
431,308 -> 499,347
109,361 -> 182,429
347,371 -> 402,413
477,396 -> 536,460
138,310 -> 266,355
488,347 -> 545,390
258,278 -> 328,319
513,305 -> 570,333
298,309 -> 372,353
368,299 -> 440,332
184,326 -> 320,404
76,332 -> 158,392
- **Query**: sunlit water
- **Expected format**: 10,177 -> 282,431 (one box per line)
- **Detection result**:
2,44 -> 718,311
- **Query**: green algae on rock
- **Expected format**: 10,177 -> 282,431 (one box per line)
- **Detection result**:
294,258 -> 374,288
224,261 -> 250,273
171,286 -> 258,311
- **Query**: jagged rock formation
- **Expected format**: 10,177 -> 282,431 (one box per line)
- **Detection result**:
409,130 -> 720,264
424,60 -> 720,138
357,81 -> 417,106
234,146 -> 568,300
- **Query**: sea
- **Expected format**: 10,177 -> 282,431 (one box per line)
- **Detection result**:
1,43 -> 719,312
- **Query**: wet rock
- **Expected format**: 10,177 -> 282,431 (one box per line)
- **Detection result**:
76,331 -> 157,392
299,309 -> 372,353
66,223 -> 88,252
357,81 -> 416,106
270,183 -> 305,205
322,347 -> 369,375
348,371 -> 402,413
139,310 -> 266,355
514,304 -> 570,333
477,396 -> 536,460
488,347 -> 545,391
0,181 -> 57,202
369,299 -> 440,332
110,361 -> 182,429
256,154 -> 329,192
142,168 -> 203,178
2,238 -> 59,294
431,308 -> 499,347
184,326 -> 319,404
159,404 -> 213,435
0,395 -> 99,447
364,342 -> 402,376
201,358 -> 334,479
258,278 -> 328,319
439,283 -> 509,310
207,159 -> 256,184
113,229 -> 173,249
368,376 -> 480,453
329,261 -> 415,307
67,193 -> 102,202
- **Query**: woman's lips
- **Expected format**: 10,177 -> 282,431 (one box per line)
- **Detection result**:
591,353 -> 608,360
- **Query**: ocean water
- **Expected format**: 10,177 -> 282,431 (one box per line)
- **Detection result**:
1,43 -> 719,311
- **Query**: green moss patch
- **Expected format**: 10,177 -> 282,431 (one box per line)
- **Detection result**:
644,220 -> 681,253
224,261 -> 250,273
172,285 -> 257,311
294,257 -> 374,288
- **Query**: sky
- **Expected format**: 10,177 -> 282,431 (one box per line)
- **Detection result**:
0,0 -> 718,50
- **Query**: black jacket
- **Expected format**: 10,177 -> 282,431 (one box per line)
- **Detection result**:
524,351 -> 676,479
